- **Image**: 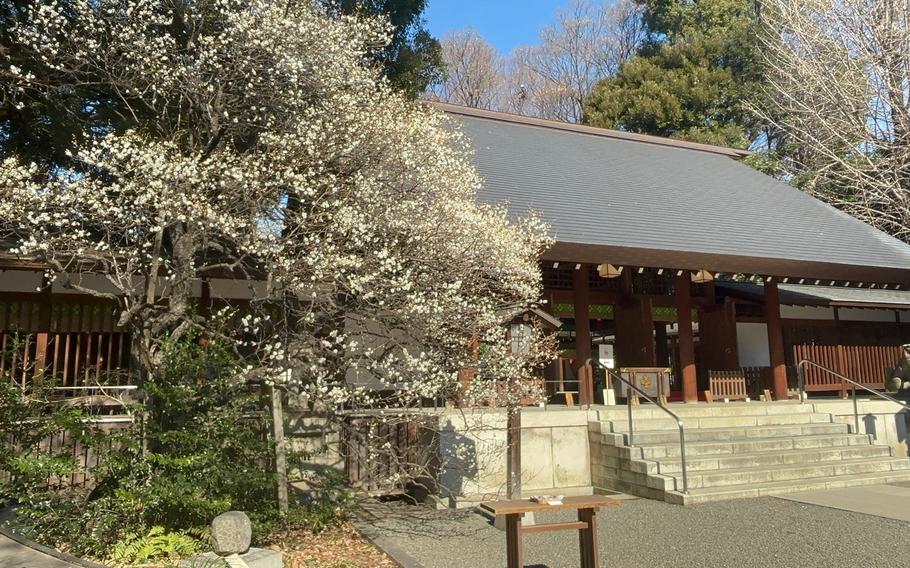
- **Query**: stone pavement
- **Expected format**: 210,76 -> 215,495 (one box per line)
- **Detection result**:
776,481 -> 910,522
0,533 -> 78,568
357,495 -> 910,568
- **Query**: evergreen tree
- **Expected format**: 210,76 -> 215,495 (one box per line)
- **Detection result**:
1,1 -> 97,166
331,0 -> 444,96
583,0 -> 765,149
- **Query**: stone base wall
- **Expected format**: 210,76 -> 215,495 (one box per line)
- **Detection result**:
434,407 -> 596,507
811,399 -> 910,456
282,399 -> 910,507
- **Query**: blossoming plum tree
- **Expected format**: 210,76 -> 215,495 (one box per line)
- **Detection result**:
0,1 -> 552,416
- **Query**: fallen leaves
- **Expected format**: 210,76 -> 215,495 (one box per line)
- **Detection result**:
277,522 -> 397,568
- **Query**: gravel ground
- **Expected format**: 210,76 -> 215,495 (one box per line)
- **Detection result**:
357,496 -> 909,568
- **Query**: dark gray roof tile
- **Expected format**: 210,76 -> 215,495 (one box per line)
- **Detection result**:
451,111 -> 910,274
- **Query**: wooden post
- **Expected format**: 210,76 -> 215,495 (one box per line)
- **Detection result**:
269,385 -> 289,515
578,508 -> 600,568
572,264 -> 593,405
675,274 -> 697,402
199,277 -> 211,318
764,281 -> 788,401
505,513 -> 524,568
33,274 -> 52,380
833,307 -> 848,399
506,406 -> 521,500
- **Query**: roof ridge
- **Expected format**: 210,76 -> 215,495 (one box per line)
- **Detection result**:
428,101 -> 752,160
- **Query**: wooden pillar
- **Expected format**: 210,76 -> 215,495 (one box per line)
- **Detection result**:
199,277 -> 211,317
764,280 -> 788,400
269,385 -> 289,514
33,274 -> 53,379
675,274 -> 697,403
573,264 -> 593,405
833,307 -> 848,399
506,407 -> 521,499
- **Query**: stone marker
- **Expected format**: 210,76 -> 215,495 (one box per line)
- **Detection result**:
180,511 -> 282,568
211,511 -> 252,556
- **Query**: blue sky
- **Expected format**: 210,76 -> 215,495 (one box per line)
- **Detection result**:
425,0 -> 568,54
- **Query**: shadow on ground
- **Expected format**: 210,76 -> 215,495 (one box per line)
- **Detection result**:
357,494 -> 910,568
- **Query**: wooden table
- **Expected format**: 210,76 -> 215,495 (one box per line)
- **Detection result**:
480,495 -> 620,568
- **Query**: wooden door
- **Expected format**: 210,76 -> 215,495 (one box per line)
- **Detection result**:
614,297 -> 655,367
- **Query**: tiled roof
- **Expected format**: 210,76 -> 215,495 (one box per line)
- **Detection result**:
443,105 -> 910,283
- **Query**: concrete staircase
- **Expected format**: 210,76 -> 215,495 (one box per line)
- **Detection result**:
589,402 -> 910,505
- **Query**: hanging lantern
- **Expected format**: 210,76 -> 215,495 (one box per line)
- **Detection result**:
691,269 -> 714,284
597,263 -> 622,278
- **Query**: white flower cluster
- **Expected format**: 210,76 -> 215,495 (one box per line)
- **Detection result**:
0,1 -> 554,410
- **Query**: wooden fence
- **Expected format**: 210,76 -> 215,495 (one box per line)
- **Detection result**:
0,299 -> 131,390
1,417 -> 136,492
707,367 -> 796,399
341,415 -> 437,495
792,344 -> 898,392
707,370 -> 749,400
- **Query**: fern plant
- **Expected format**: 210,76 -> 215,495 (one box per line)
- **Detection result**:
109,526 -> 200,565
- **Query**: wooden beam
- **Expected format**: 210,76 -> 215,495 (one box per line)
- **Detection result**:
764,281 -> 789,400
675,274 -> 697,403
520,521 -> 589,534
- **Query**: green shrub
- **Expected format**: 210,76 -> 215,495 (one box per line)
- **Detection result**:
6,333 -> 352,563
301,469 -> 355,532
9,335 -> 280,558
110,526 -> 201,565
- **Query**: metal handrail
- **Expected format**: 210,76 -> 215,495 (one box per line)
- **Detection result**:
590,360 -> 689,494
797,359 -> 910,434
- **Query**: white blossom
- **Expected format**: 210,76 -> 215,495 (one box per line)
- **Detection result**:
0,0 -> 554,410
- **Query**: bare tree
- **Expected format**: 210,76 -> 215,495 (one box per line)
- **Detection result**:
756,0 -> 910,241
435,28 -> 504,110
504,0 -> 645,122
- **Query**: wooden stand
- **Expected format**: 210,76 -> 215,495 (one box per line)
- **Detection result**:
480,495 -> 620,568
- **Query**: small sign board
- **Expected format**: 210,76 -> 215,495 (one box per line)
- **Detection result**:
598,344 -> 615,369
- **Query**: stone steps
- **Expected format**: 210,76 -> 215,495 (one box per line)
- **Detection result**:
636,431 -> 867,457
667,456 -> 910,490
595,402 -> 815,421
588,407 -> 910,505
666,470 -> 910,505
642,445 -> 892,473
593,421 -> 851,446
604,413 -> 831,432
